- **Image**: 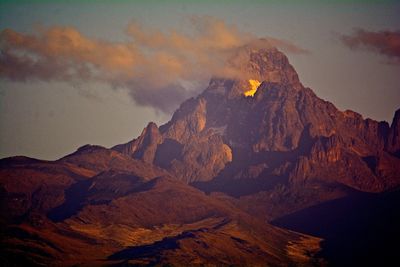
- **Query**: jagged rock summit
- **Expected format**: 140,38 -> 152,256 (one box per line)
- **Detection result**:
114,45 -> 400,196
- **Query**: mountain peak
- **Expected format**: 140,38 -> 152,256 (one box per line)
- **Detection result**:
113,46 -> 400,192
206,44 -> 303,100
230,42 -> 302,87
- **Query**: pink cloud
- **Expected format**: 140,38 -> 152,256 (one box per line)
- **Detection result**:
0,17 -> 308,113
340,29 -> 400,62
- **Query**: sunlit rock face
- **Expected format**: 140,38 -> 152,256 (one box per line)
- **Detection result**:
244,79 -> 261,97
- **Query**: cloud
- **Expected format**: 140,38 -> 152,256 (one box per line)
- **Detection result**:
0,17 -> 307,113
340,29 -> 400,62
260,36 -> 309,55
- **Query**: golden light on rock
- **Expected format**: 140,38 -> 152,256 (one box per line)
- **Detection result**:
244,79 -> 261,97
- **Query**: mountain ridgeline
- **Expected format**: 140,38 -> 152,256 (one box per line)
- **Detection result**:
1,45 -> 399,266
115,46 -> 400,194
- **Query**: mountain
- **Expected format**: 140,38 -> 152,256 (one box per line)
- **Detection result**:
115,46 -> 400,219
0,153 -> 320,266
1,44 -> 399,266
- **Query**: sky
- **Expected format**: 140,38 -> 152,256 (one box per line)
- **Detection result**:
1,0 -> 400,160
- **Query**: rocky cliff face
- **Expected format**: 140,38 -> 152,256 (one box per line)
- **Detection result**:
387,109 -> 400,156
114,47 -> 400,196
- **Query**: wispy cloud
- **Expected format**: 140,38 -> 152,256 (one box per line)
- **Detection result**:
340,28 -> 400,63
0,17 -> 307,113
